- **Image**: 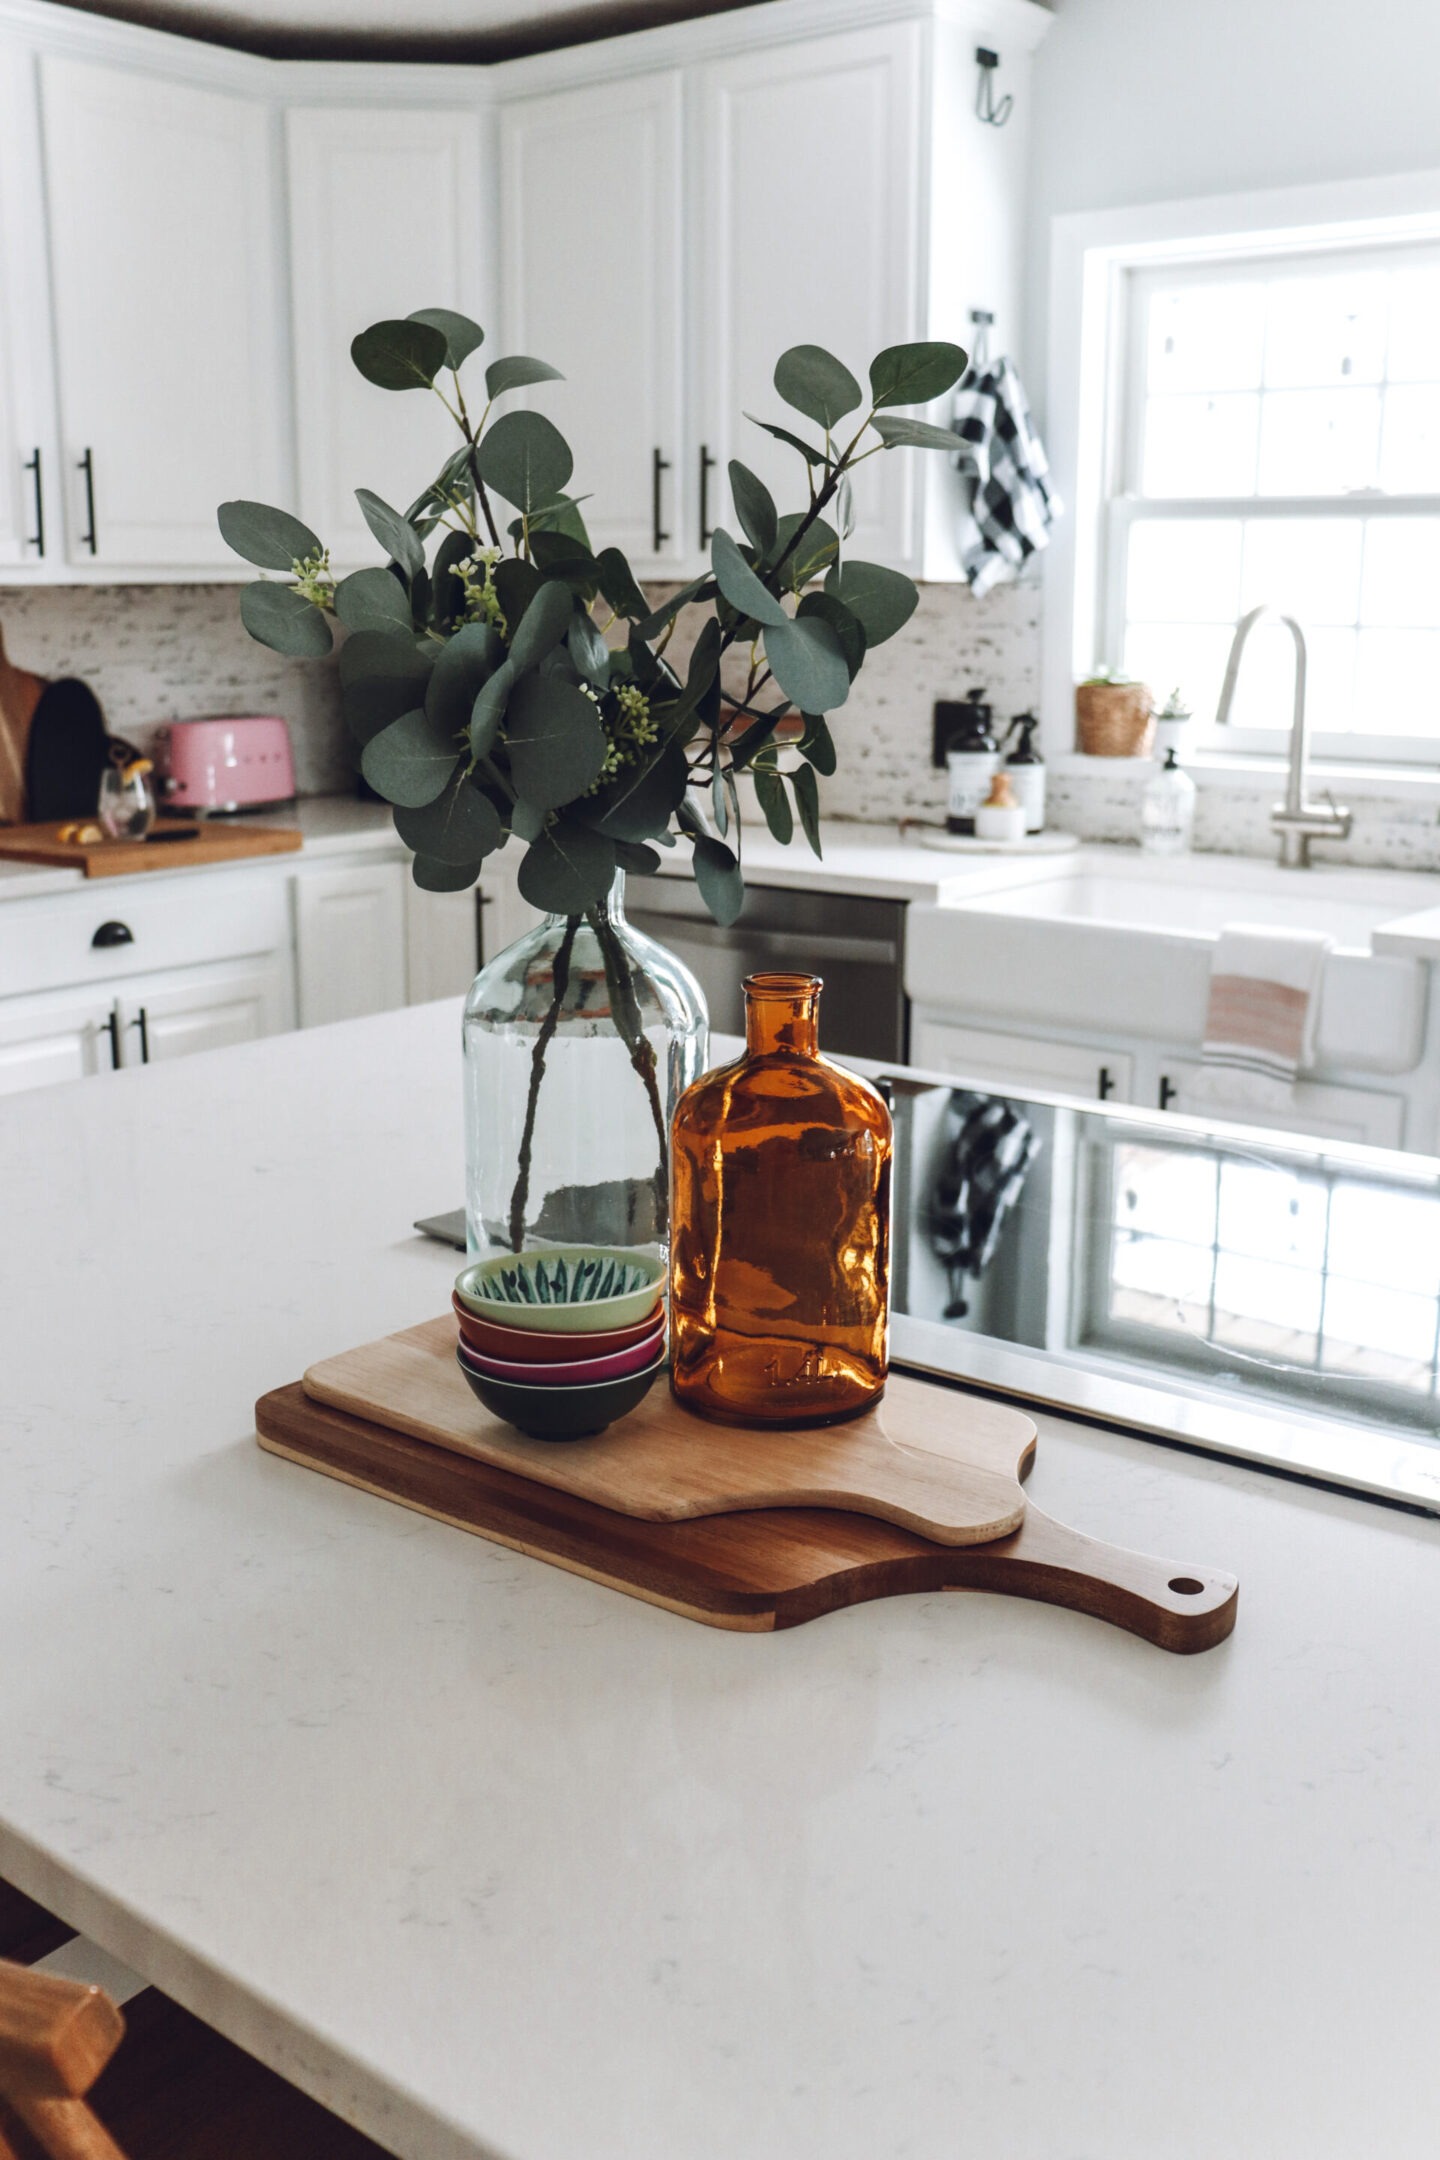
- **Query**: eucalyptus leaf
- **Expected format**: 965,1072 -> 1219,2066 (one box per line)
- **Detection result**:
868,413 -> 961,452
596,548 -> 648,619
395,771 -> 503,863
634,575 -> 713,641
868,340 -> 969,409
519,819 -> 617,913
791,761 -> 823,857
335,565 -> 413,634
493,558 -> 542,634
567,611 -> 611,688
590,739 -> 688,842
726,708 -> 785,770
824,559 -> 919,645
798,711 -> 837,776
478,410 -> 574,513
361,708 -> 458,808
728,461 -> 778,556
470,659 -> 515,760
796,589 -> 866,679
692,834 -> 744,928
426,620 -> 506,733
339,630 -> 432,745
773,344 -> 862,430
711,767 -> 729,837
744,414 -> 828,467
764,614 -> 850,714
614,840 -> 661,877
351,317 -> 448,392
837,475 -> 855,541
411,853 -> 485,893
710,528 -> 787,629
406,444 -> 476,527
510,799 -> 546,842
527,494 -> 592,548
769,513 -> 840,590
753,763 -> 793,845
218,500 -> 322,572
504,672 -> 607,808
508,579 -> 575,675
531,530 -> 597,586
355,488 -> 423,580
407,308 -> 484,370
239,581 -> 333,658
432,529 -> 473,629
485,354 -> 565,399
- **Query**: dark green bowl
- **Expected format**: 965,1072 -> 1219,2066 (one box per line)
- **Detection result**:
455,1347 -> 666,1441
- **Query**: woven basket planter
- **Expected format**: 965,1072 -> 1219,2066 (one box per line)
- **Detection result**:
1075,681 -> 1155,757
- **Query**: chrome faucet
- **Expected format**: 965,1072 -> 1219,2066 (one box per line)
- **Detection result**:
1214,604 -> 1351,868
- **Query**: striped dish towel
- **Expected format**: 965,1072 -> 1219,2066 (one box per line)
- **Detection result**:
1189,925 -> 1332,1112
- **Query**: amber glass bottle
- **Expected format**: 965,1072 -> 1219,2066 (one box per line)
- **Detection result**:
669,972 -> 892,1427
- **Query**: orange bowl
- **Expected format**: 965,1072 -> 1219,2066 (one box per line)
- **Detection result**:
452,1290 -> 663,1364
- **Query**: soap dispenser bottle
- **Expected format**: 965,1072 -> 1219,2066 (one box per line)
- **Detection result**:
1003,713 -> 1046,834
940,690 -> 999,835
1140,747 -> 1197,856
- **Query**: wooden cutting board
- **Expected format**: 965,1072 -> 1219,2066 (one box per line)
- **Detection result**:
0,629 -> 44,826
256,1375 -> 1239,1651
0,819 -> 303,876
303,1316 -> 1037,1546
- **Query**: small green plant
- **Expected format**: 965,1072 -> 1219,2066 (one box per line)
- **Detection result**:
1158,686 -> 1191,720
482,1252 -> 652,1306
1078,666 -> 1136,687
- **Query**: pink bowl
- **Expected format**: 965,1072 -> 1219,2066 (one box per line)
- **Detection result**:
456,1323 -> 665,1388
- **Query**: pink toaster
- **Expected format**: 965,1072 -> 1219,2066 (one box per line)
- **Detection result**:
154,715 -> 296,813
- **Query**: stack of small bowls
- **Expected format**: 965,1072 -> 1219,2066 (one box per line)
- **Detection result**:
452,1244 -> 667,1441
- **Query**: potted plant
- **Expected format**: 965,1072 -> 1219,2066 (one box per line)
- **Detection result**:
219,309 -> 968,1251
1075,667 -> 1155,757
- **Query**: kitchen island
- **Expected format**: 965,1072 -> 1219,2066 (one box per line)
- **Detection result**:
1,999 -> 1435,2160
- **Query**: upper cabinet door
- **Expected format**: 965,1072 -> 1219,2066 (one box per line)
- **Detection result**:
0,46 -> 58,572
500,72 -> 685,578
287,108 -> 485,569
39,57 -> 286,570
694,27 -> 923,575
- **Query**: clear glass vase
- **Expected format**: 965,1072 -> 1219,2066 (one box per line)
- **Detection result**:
463,873 -> 708,1258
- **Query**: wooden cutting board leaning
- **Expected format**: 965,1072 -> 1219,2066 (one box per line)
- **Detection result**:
0,627 -> 44,826
257,1317 -> 1240,1650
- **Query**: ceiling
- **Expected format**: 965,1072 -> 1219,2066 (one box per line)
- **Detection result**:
62,0 -> 755,61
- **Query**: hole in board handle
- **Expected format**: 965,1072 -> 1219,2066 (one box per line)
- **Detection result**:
1168,1576 -> 1205,1596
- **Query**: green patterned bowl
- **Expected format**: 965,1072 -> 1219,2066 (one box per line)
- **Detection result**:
454,1245 -> 666,1336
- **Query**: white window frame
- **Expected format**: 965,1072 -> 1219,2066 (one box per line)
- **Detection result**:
1043,167 -> 1440,777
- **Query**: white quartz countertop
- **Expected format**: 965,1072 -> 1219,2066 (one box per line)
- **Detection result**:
1,1005 -> 1437,2160
0,795 -> 400,903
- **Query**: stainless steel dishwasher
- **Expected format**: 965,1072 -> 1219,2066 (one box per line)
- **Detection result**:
626,877 -> 908,1061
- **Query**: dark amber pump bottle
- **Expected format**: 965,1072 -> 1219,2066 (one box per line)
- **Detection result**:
669,972 -> 892,1427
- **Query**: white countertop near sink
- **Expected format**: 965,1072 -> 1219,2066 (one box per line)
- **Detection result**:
1,1000 -> 1436,2160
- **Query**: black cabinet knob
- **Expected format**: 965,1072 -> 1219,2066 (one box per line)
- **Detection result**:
91,920 -> 134,948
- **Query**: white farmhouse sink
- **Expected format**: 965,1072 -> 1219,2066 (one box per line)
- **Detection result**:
907,845 -> 1436,1077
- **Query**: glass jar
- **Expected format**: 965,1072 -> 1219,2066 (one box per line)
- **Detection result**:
462,873 -> 707,1258
669,971 -> 892,1428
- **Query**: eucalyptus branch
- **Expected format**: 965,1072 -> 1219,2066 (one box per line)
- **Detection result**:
507,914 -> 579,1252
587,903 -> 669,1236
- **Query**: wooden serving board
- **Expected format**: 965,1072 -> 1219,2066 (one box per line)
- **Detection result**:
304,1317 -> 1036,1547
255,1378 -> 1239,1651
0,819 -> 303,876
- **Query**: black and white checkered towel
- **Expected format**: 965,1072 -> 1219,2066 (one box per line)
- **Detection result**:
950,358 -> 1060,595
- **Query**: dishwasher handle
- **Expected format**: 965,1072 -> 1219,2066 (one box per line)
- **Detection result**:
640,916 -> 899,968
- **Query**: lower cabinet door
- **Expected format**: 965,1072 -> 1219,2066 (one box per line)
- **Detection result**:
405,881 -> 481,1006
1161,1061 -> 1406,1148
294,864 -> 407,1027
0,987 -> 118,1094
910,1017 -> 1135,1104
119,956 -> 291,1063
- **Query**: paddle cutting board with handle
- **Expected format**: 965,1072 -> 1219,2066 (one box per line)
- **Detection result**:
0,820 -> 303,876
303,1317 -> 1036,1546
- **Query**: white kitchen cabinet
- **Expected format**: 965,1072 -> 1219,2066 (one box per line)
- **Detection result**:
293,861 -> 408,1027
39,54 -> 286,570
500,72 -> 686,577
287,106 -> 486,568
0,42 -> 57,572
912,1016 -> 1135,1105
693,26 -> 922,571
117,957 -> 290,1065
1162,1061 -> 1406,1149
405,882 -> 482,1004
0,984 -> 119,1094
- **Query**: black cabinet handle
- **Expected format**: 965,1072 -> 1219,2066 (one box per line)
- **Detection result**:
91,920 -> 134,948
1158,1075 -> 1179,1110
651,447 -> 670,554
23,447 -> 43,557
698,444 -> 717,549
1097,1065 -> 1116,1100
103,1005 -> 121,1071
131,1006 -> 150,1064
78,447 -> 97,555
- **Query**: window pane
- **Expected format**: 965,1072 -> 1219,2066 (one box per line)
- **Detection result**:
1384,265 -> 1440,383
1126,519 -> 1242,623
1321,1278 -> 1438,1374
1217,1161 -> 1328,1267
1147,282 -> 1266,393
1256,388 -> 1381,494
1262,271 -> 1388,388
1143,393 -> 1259,496
1212,1253 -> 1323,1355
1123,622 -> 1233,721
1240,518 -> 1363,623
1327,1182 -> 1440,1293
1112,1143 -> 1218,1240
1360,519 -> 1440,627
1352,626 -> 1440,732
1379,382 -> 1440,490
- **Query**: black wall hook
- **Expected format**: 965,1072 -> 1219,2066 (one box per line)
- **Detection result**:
975,47 -> 1013,127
